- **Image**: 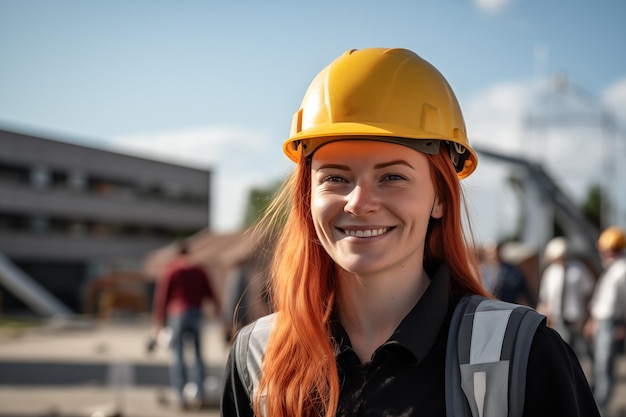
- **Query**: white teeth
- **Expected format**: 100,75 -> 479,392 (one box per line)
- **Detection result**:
344,228 -> 388,237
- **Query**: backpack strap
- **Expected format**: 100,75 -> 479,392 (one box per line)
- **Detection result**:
234,313 -> 276,407
446,295 -> 546,417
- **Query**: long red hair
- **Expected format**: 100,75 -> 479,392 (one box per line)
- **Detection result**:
252,145 -> 489,417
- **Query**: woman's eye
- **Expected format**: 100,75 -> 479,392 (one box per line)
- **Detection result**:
321,175 -> 347,183
383,173 -> 406,181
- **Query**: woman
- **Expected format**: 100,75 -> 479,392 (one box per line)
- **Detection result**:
221,48 -> 598,417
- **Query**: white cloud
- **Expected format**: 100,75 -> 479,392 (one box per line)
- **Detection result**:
602,77 -> 626,226
465,81 -> 531,152
110,126 -> 271,168
110,125 -> 292,233
462,81 -> 529,242
603,76 -> 626,129
463,76 -> 625,244
473,0 -> 515,14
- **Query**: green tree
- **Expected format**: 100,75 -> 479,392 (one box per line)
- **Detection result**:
242,179 -> 283,229
582,184 -> 607,229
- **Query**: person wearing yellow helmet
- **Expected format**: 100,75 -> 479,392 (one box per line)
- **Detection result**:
221,48 -> 599,417
586,226 -> 626,415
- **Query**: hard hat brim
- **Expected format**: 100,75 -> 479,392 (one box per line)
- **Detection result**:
283,122 -> 478,179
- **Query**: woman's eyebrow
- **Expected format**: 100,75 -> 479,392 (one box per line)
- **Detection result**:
374,160 -> 415,170
315,160 -> 415,171
315,163 -> 349,171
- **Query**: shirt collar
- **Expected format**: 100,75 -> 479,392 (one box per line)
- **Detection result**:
331,263 -> 451,364
386,262 -> 450,364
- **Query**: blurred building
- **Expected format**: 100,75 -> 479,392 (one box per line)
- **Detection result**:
0,128 -> 211,315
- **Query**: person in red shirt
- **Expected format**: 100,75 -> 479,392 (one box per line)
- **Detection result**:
152,239 -> 221,410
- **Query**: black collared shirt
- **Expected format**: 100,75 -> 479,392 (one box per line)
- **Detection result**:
221,264 -> 600,417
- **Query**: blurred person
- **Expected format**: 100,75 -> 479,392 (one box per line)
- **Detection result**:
482,240 -> 535,306
537,236 -> 594,359
222,263 -> 270,343
152,239 -> 221,410
221,47 -> 599,417
476,242 -> 497,293
585,226 -> 626,416
221,265 -> 251,343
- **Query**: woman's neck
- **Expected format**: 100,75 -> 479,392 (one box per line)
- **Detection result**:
336,268 -> 431,363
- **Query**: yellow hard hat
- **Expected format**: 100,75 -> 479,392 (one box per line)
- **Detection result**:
598,226 -> 626,252
283,48 -> 478,179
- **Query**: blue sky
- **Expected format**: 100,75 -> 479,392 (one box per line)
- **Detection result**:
1,0 -> 625,244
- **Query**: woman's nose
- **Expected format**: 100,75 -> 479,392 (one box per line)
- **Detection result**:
344,183 -> 378,216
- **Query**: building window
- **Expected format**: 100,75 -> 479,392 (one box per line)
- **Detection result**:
68,171 -> 86,191
30,216 -> 49,234
0,161 -> 30,185
30,167 -> 50,189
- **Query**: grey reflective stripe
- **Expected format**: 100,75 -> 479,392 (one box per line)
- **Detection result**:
234,313 -> 276,407
508,305 -> 545,417
446,295 -> 545,417
446,295 -> 480,417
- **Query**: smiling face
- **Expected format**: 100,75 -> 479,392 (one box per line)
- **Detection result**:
310,140 -> 442,278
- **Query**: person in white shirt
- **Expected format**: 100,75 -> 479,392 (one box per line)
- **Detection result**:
538,237 -> 595,359
585,226 -> 626,416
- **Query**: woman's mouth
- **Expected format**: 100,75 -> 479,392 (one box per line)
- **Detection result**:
340,227 -> 391,237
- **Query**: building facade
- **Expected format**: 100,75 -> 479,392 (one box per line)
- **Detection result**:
0,128 -> 211,314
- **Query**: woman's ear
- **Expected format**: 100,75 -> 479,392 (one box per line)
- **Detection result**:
430,197 -> 444,219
